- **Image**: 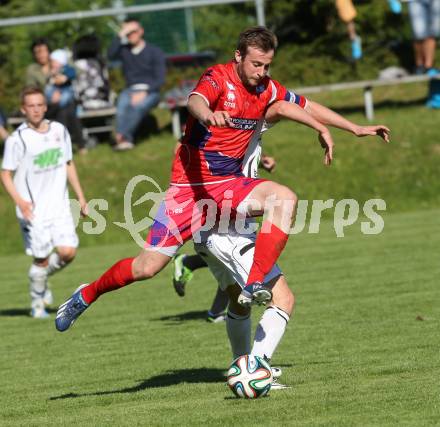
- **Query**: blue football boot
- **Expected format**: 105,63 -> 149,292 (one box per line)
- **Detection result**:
55,284 -> 89,332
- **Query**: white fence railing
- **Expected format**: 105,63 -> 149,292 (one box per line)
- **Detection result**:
0,0 -> 266,27
292,74 -> 437,121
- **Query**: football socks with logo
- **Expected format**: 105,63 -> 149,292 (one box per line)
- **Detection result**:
29,263 -> 48,303
46,252 -> 67,276
226,310 -> 252,359
81,257 -> 135,304
246,222 -> 289,285
252,305 -> 290,360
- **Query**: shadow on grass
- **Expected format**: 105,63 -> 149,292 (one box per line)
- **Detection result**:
0,307 -> 58,317
49,367 -> 225,400
153,310 -> 208,323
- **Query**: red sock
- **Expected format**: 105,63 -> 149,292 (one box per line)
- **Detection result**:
246,222 -> 289,286
81,258 -> 135,304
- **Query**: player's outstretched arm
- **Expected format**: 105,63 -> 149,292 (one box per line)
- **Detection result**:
187,94 -> 232,128
66,161 -> 88,217
0,169 -> 34,220
265,101 -> 334,165
305,100 -> 390,143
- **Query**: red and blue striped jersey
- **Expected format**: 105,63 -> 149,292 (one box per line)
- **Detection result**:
170,61 -> 307,185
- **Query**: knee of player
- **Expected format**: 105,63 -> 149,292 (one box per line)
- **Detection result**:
272,283 -> 295,315
133,263 -> 156,280
284,288 -> 295,312
274,186 -> 297,218
58,248 -> 76,264
132,251 -> 167,280
279,185 -> 297,204
137,268 -> 154,280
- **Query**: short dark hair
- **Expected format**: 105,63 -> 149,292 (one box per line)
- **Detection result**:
124,17 -> 140,24
236,26 -> 278,58
30,38 -> 50,53
21,86 -> 45,105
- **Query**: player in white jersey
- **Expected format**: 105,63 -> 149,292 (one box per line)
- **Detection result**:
1,87 -> 87,319
192,117 -> 292,389
174,95 -> 390,388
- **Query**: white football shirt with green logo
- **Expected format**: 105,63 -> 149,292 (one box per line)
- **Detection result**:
2,120 -> 73,221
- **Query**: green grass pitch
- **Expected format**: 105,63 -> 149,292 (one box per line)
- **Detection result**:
0,209 -> 439,426
1,83 -> 439,425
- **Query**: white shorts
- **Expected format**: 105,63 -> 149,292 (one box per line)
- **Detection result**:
19,214 -> 79,259
193,228 -> 282,291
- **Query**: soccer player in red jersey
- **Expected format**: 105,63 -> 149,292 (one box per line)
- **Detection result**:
55,27 -> 389,332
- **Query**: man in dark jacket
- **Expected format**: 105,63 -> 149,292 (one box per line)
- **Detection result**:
108,18 -> 166,151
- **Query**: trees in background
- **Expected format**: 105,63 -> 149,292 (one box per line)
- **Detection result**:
0,0 -> 415,112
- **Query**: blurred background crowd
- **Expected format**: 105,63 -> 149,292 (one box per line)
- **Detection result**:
0,0 -> 439,153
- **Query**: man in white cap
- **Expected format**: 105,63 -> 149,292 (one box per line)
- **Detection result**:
45,49 -> 76,108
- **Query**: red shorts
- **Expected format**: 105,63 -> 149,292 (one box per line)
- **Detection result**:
145,177 -> 265,255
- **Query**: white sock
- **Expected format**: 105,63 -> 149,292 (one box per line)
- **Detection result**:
29,264 -> 48,305
46,252 -> 66,276
226,310 -> 252,360
251,306 -> 290,361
